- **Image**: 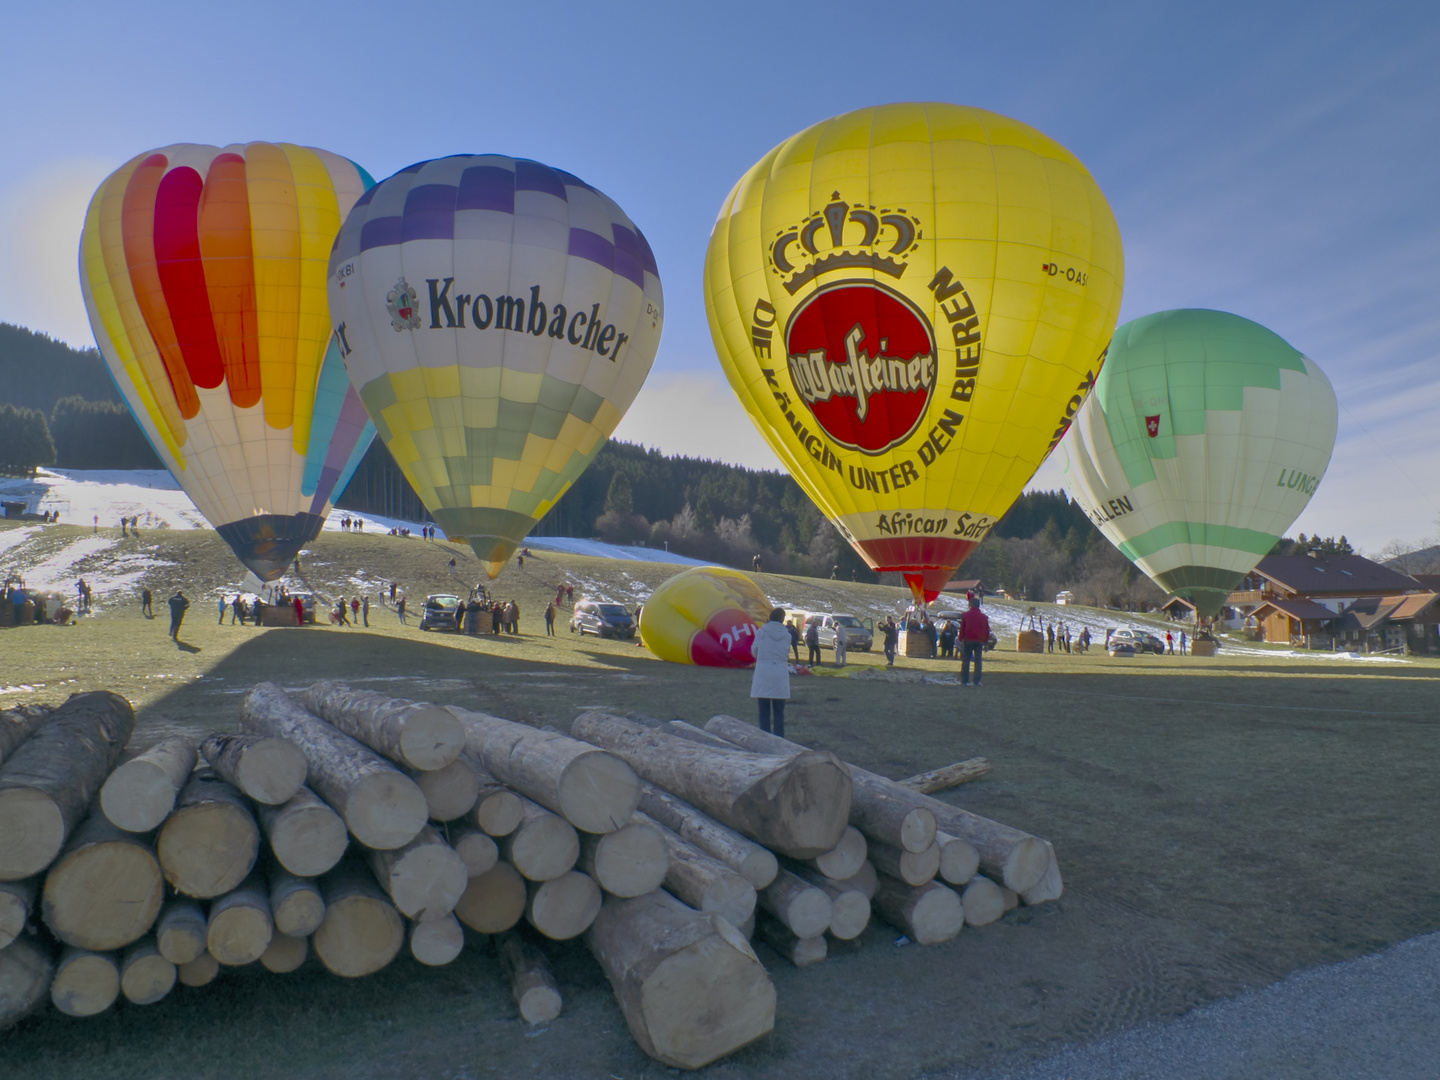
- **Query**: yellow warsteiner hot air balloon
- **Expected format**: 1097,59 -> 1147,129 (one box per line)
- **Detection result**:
326,156 -> 664,578
704,104 -> 1124,601
79,142 -> 377,580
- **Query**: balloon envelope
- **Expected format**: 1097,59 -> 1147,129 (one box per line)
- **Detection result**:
704,103 -> 1124,601
79,142 -> 377,580
640,566 -> 772,667
1058,309 -> 1338,616
326,155 -> 664,578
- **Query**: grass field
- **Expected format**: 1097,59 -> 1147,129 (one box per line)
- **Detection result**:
3,521 -> 1439,1079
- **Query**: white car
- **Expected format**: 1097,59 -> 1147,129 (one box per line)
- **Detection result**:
804,613 -> 873,651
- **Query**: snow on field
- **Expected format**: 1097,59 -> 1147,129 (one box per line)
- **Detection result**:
0,469 -> 209,530
521,536 -> 709,567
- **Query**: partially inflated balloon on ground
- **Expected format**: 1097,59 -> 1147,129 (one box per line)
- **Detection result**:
1058,309 -> 1338,616
640,567 -> 773,667
704,103 -> 1124,602
79,143 -> 377,580
326,156 -> 663,578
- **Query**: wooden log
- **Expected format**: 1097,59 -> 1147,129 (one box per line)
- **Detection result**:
1020,845 -> 1064,904
256,785 -> 349,878
0,691 -> 134,880
756,911 -> 826,968
637,783 -> 776,888
450,826 -> 499,877
453,861 -> 526,934
119,936 -> 175,1005
207,872 -> 273,966
0,703 -> 52,767
472,771 -> 524,837
872,877 -> 963,945
0,935 -> 53,1030
961,876 -> 1006,927
200,733 -> 307,806
648,817 -> 756,930
260,932 -> 308,973
0,877 -> 37,949
409,914 -> 463,966
936,830 -> 980,885
898,757 -> 992,793
98,735 -> 197,832
759,868 -> 832,939
453,705 -> 640,834
1000,886 -> 1020,914
586,890 -> 776,1070
312,858 -> 404,978
269,868 -> 325,937
868,838 -> 940,887
176,951 -> 219,987
157,769 -> 259,898
578,819 -> 668,899
410,756 -> 480,822
365,824 -> 468,921
497,930 -> 561,1023
786,865 -> 871,940
303,681 -> 466,771
701,714 -> 934,854
811,825 -> 866,880
525,870 -> 602,940
572,712 -> 851,858
155,898 -> 207,964
42,813 -> 164,950
501,798 -> 579,882
51,947 -> 119,1016
240,683 -> 427,851
840,860 -> 878,900
704,715 -> 1048,891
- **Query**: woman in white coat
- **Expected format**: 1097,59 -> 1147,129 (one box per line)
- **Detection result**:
750,608 -> 793,737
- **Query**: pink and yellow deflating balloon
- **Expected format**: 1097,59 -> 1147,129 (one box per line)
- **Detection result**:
639,566 -> 774,667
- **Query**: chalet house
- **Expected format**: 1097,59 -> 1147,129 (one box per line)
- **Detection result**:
1327,592 -> 1440,654
1227,554 -> 1422,648
943,578 -> 986,598
1159,595 -> 1197,622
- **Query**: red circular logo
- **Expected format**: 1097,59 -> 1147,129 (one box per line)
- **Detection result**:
784,282 -> 937,454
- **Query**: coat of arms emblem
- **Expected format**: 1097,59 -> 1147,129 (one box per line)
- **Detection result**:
387,278 -> 422,332
1145,414 -> 1161,438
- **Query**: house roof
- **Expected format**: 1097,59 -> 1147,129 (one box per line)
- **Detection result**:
1252,598 -> 1340,622
944,579 -> 984,593
1161,595 -> 1196,611
1253,555 -> 1419,597
1409,574 -> 1440,593
1379,591 -> 1440,621
1339,596 -> 1404,630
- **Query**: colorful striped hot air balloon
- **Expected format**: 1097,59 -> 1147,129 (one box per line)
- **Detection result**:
326,155 -> 663,578
79,142 -> 377,580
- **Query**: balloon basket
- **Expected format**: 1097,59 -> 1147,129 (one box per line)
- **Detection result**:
1016,630 -> 1045,653
1190,640 -> 1218,657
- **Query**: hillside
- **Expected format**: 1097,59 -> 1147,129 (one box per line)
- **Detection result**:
0,322 -> 120,413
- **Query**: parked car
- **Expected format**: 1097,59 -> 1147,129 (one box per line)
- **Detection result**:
571,600 -> 636,639
930,609 -> 998,651
804,613 -> 874,652
287,591 -> 318,624
419,593 -> 462,631
1108,627 -> 1164,654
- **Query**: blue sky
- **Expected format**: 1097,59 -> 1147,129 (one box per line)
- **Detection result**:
2,0 -> 1436,552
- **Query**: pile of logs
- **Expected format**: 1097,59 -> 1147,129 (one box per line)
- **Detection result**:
0,685 -> 1059,1070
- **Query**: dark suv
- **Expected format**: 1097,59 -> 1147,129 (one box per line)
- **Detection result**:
570,600 -> 636,639
419,594 -> 462,631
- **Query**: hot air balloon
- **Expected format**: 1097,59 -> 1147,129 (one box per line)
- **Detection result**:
325,156 -> 663,578
1058,309 -> 1338,616
639,566 -> 772,667
704,103 -> 1124,603
79,142 -> 377,580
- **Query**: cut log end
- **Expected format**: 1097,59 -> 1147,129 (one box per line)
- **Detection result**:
398,706 -> 468,771
812,826 -> 867,881
409,914 -> 464,966
937,831 -> 980,885
526,871 -> 602,941
0,878 -> 37,949
557,753 -> 641,834
475,789 -> 525,837
259,789 -> 349,878
825,889 -> 872,941
42,815 -> 166,952
415,758 -> 481,822
313,893 -> 404,979
120,939 -> 176,1005
453,862 -> 527,935
260,933 -> 308,973
0,788 -> 65,881
452,828 -> 499,877
1002,837 -> 1052,895
899,807 -> 939,855
498,930 -> 562,1023
176,951 -> 219,987
0,935 -> 53,1030
51,949 -> 120,1017
347,773 -> 429,851
961,877 -> 1006,927
581,821 -> 669,899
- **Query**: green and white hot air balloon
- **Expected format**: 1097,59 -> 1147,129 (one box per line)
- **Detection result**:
1058,309 -> 1338,616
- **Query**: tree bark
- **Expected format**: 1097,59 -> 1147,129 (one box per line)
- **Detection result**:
119,936 -> 175,1005
312,857 -> 404,978
961,876 -> 1006,927
810,825 -> 867,880
898,757 -> 992,794
578,819 -> 669,899
936,830 -> 980,885
0,690 -> 134,880
255,785 -> 349,878
472,769 -> 524,837
200,733 -> 307,806
0,935 -> 52,1030
701,715 -> 934,854
365,824 -> 468,922
241,683 -> 427,851
0,703 -> 52,768
572,712 -> 851,859
453,706 -> 639,834
501,798 -> 580,882
409,755 -> 480,822
585,890 -> 776,1070
260,932 -> 308,973
784,864 -> 871,940
498,930 -> 562,1023
756,911 -> 827,968
207,871 -> 273,966
176,951 -> 218,987
303,681 -> 466,771
42,813 -> 164,951
526,870 -> 603,940
269,867 -> 326,937
99,735 -> 197,832
872,877 -> 963,945
637,783 -> 777,889
449,825 -> 499,877
868,838 -> 940,887
0,877 -> 37,949
409,913 -> 464,966
51,946 -> 119,1016
155,898 -> 207,965
647,817 -> 756,930
759,868 -> 832,940
453,861 -> 526,934
156,768 -> 259,898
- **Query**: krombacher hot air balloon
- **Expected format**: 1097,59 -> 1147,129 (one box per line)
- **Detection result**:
1058,309 -> 1338,616
326,156 -> 663,577
704,103 -> 1124,601
79,142 -> 377,580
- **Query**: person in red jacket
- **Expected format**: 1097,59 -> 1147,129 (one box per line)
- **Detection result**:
959,596 -> 991,687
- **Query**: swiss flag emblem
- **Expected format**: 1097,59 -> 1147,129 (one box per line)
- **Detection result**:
1145,414 -> 1161,438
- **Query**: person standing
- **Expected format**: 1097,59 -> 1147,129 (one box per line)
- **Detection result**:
232,594 -> 244,624
517,553 -> 524,570
141,587 -> 153,617
959,596 -> 991,687
1165,631 -> 1174,654
882,616 -> 899,667
544,602 -> 556,636
294,595 -> 305,626
805,618 -> 821,665
1046,623 -> 1055,653
168,590 -> 189,641
218,596 -> 228,624
390,582 -> 398,604
351,598 -> 361,625
787,618 -> 800,661
833,621 -> 848,667
397,596 -> 407,624
1179,630 -> 1187,655
362,596 -> 370,627
449,558 -> 457,578
751,608 -> 792,737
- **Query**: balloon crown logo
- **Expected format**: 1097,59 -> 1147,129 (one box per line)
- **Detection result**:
386,278 -> 422,332
768,193 -> 922,297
